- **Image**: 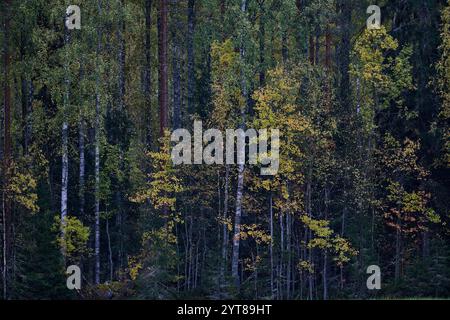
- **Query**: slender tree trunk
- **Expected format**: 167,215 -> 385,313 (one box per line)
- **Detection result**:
323,251 -> 328,300
19,20 -> 33,158
231,163 -> 244,288
158,0 -> 169,135
323,188 -> 329,300
2,0 -> 12,299
258,0 -> 265,86
340,204 -> 346,289
20,75 -> 31,156
20,77 -> 27,155
172,27 -> 181,129
279,212 -> 284,299
337,0 -> 351,110
94,115 -> 100,285
186,0 -> 195,116
269,192 -> 274,298
394,225 -> 401,283
306,167 -> 313,299
231,0 -> 248,290
79,119 -> 85,218
188,214 -> 193,289
117,0 -> 125,112
61,22 -> 71,253
286,212 -> 291,299
337,1 -> 352,288
325,26 -> 331,69
94,0 -> 103,285
220,165 -> 229,289
79,62 -> 86,218
144,0 -> 153,146
116,0 -> 127,271
106,218 -> 113,281
183,210 -> 189,289
324,26 -> 332,109
254,247 -> 259,298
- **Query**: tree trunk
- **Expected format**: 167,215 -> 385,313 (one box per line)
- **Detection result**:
79,120 -> 85,218
94,87 -> 101,285
158,0 -> 169,135
306,168 -> 313,299
117,0 -> 125,112
172,27 -> 181,129
116,0 -> 126,272
394,226 -> 401,283
144,0 -> 153,147
79,62 -> 86,218
106,217 -> 113,281
18,15 -> 33,158
286,212 -> 291,299
325,26 -> 331,69
2,0 -> 12,299
220,165 -> 229,289
61,21 -> 71,254
20,78 -> 32,156
269,192 -> 274,298
94,0 -> 103,285
187,0 -> 195,116
323,187 -> 329,300
337,0 -> 351,110
258,0 -> 265,86
279,211 -> 284,299
231,163 -> 244,288
231,0 -> 247,290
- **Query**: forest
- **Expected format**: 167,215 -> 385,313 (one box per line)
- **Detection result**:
0,0 -> 449,300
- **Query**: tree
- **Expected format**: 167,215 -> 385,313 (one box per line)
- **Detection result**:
2,0 -> 12,300
130,132 -> 184,298
158,0 -> 169,135
231,0 -> 250,290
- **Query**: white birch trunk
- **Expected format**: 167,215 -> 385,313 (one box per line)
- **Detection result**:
231,0 -> 247,290
61,27 -> 70,251
94,0 -> 102,285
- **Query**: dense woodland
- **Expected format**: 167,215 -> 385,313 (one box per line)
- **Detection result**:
1,0 -> 449,300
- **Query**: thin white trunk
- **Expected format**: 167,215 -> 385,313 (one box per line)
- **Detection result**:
94,0 -> 102,285
231,0 -> 247,290
61,28 -> 70,251
94,84 -> 101,285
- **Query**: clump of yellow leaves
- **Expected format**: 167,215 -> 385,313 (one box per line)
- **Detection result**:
239,224 -> 271,245
379,134 -> 441,235
130,130 -> 184,212
54,216 -> 90,262
300,215 -> 358,268
3,160 -> 39,213
128,256 -> 143,281
351,27 -> 414,133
